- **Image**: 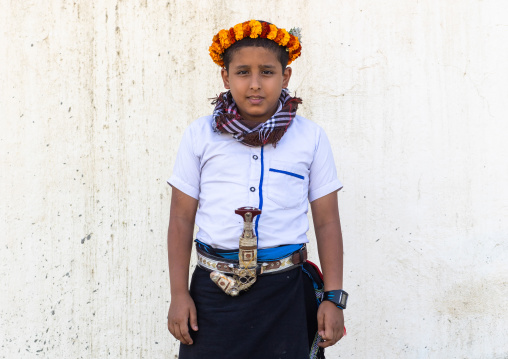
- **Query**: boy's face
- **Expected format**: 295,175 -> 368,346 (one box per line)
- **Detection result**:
221,47 -> 292,123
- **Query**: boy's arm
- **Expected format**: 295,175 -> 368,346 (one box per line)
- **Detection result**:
310,190 -> 345,348
167,187 -> 199,345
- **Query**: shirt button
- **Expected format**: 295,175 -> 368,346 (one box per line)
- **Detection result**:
252,155 -> 258,160
250,187 -> 256,192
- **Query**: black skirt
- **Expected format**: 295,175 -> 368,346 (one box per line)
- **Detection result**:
179,265 -> 321,359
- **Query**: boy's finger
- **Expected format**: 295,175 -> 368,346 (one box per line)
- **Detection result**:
168,322 -> 175,337
323,327 -> 334,343
317,336 -> 335,348
179,323 -> 193,345
189,306 -> 199,331
173,324 -> 184,343
317,312 -> 325,337
319,315 -> 335,347
333,328 -> 341,344
334,332 -> 341,343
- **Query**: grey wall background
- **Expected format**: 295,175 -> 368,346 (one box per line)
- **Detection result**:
1,0 -> 507,358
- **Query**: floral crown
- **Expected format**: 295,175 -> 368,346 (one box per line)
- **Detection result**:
209,20 -> 302,67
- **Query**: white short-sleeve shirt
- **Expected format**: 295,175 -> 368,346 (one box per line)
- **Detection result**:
168,115 -> 342,250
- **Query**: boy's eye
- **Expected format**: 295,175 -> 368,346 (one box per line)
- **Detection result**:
262,70 -> 274,75
237,70 -> 248,75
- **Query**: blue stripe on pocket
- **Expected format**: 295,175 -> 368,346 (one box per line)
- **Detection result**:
269,168 -> 304,180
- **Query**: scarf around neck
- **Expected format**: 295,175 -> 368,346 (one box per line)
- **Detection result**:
211,89 -> 302,147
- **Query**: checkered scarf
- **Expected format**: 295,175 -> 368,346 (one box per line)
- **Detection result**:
211,89 -> 302,147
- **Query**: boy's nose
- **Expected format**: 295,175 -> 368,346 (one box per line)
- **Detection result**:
250,75 -> 261,90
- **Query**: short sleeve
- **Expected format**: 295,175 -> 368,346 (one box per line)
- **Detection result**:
167,126 -> 201,199
308,127 -> 343,202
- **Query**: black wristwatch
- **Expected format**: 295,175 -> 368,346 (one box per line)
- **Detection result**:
323,290 -> 348,309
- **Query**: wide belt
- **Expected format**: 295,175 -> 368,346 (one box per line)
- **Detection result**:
196,245 -> 308,276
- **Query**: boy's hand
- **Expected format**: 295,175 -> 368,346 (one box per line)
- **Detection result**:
317,300 -> 344,348
167,292 -> 198,345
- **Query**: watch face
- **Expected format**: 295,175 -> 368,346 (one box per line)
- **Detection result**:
324,290 -> 348,309
339,293 -> 348,307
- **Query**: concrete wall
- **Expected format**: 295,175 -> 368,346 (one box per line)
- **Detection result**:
1,0 -> 507,358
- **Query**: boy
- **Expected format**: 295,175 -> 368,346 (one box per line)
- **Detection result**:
167,20 -> 347,359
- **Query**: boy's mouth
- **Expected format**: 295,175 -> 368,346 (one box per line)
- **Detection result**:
247,96 -> 264,105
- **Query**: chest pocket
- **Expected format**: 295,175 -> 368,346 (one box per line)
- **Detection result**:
266,160 -> 307,209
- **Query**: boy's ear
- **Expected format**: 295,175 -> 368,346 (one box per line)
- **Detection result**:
221,68 -> 230,89
282,66 -> 292,88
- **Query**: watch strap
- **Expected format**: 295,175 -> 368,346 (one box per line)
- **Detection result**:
323,289 -> 348,309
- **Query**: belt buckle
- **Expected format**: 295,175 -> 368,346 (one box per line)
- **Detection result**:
299,245 -> 308,263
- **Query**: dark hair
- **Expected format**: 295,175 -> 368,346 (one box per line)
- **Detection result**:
223,37 -> 289,72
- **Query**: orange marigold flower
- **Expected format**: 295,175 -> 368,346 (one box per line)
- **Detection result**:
290,45 -> 302,60
210,42 -> 222,53
280,29 -> 290,46
242,22 -> 251,37
234,23 -> 244,40
260,22 -> 270,38
218,29 -> 231,48
287,37 -> 296,49
209,49 -> 222,63
249,20 -> 262,38
229,28 -> 236,44
288,42 -> 302,64
267,24 -> 278,40
209,50 -> 219,60
289,36 -> 300,51
274,28 -> 284,43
